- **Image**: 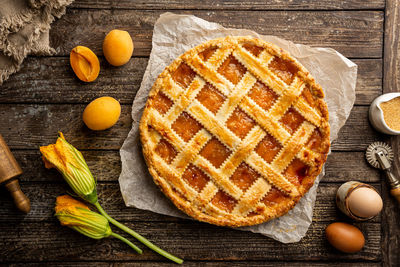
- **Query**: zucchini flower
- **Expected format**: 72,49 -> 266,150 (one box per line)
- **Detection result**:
55,195 -> 142,253
41,133 -> 183,264
40,133 -> 97,204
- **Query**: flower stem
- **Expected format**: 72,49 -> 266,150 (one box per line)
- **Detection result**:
110,232 -> 143,254
94,202 -> 183,264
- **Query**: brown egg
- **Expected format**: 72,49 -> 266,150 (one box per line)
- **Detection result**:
325,222 -> 365,253
348,187 -> 383,219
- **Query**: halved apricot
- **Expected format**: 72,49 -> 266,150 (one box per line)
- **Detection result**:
70,46 -> 100,82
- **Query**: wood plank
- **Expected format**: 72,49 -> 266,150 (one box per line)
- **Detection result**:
70,0 -> 385,10
332,106 -> 382,151
324,152 -> 380,182
0,57 -> 146,104
0,221 -> 381,261
0,105 -> 381,151
382,1 -> 400,266
11,150 -> 380,183
354,59 -> 382,105
0,58 -> 381,106
0,182 -> 382,223
49,10 -> 383,58
6,261 -> 382,266
0,104 -> 131,150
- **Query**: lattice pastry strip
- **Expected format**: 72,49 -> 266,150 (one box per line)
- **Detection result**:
258,50 -> 274,66
234,45 -> 322,128
148,111 -> 186,151
293,98 -> 322,126
152,153 -> 198,201
195,156 -> 243,200
165,76 -> 205,123
192,181 -> 219,209
140,36 -> 330,227
207,46 -> 234,68
191,125 -> 268,206
233,178 -> 272,216
239,96 -> 291,143
246,152 -> 299,197
233,47 -> 288,95
188,100 -> 241,149
183,53 -> 234,96
157,73 -> 183,101
297,147 -> 321,164
266,76 -> 305,121
220,126 -> 266,180
271,121 -> 316,173
216,71 -> 257,121
172,129 -> 211,175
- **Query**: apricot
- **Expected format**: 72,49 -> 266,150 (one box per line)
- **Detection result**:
83,96 -> 121,131
103,29 -> 134,66
70,46 -> 100,82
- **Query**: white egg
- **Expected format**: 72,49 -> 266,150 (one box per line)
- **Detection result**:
348,187 -> 383,218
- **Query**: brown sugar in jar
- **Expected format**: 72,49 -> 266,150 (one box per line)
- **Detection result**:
380,96 -> 400,131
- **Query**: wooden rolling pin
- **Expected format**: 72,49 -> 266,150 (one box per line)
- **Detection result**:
0,134 -> 30,213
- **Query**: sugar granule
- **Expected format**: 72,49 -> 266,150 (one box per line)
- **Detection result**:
380,97 -> 400,131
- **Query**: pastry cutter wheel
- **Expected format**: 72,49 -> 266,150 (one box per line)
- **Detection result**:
366,141 -> 400,203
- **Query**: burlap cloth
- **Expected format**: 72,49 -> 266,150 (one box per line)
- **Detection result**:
0,0 -> 74,85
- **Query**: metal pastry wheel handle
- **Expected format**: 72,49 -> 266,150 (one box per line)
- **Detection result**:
366,142 -> 400,204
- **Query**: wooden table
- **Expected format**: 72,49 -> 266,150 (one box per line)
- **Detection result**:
1,0 -> 399,266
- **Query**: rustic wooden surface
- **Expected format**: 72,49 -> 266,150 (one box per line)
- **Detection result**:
382,1 -> 400,266
0,0 -> 399,266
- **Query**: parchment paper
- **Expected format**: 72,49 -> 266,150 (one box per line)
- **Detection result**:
119,13 -> 357,243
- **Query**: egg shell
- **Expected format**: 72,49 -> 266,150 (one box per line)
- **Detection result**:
83,96 -> 121,131
325,222 -> 365,253
348,187 -> 383,218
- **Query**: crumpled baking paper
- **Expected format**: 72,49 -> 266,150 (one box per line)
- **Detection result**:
119,12 -> 357,243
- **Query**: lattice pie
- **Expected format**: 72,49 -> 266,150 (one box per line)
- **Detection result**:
140,36 -> 330,227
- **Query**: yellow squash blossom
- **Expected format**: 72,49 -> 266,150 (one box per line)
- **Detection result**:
55,195 -> 142,253
40,133 -> 97,204
42,134 -> 183,264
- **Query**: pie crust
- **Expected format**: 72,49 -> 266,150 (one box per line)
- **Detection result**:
140,36 -> 330,227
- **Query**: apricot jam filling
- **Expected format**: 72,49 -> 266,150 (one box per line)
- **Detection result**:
247,211 -> 259,217
172,62 -> 196,88
261,186 -> 288,206
242,43 -> 264,57
211,190 -> 237,212
182,164 -> 210,192
248,80 -> 278,112
268,57 -> 299,84
301,85 -> 315,107
280,107 -> 305,134
196,83 -> 226,114
218,55 -> 247,85
226,108 -> 256,139
230,162 -> 258,191
284,158 -> 309,185
171,112 -> 202,142
153,92 -> 173,115
255,133 -> 282,163
306,129 -> 323,153
155,138 -> 177,164
200,137 -> 231,168
199,46 -> 218,62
